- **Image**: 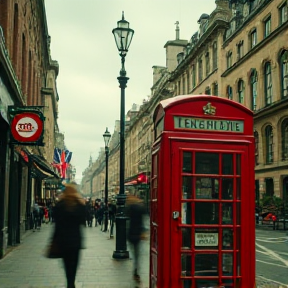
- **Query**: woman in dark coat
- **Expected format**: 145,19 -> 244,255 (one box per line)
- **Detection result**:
54,183 -> 86,288
126,194 -> 146,282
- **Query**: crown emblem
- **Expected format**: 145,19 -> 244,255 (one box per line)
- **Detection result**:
203,102 -> 216,115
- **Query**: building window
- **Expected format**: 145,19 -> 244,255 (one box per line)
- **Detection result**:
227,51 -> 233,69
183,77 -> 186,94
212,42 -> 217,70
198,58 -> 203,82
280,50 -> 288,99
227,85 -> 233,100
250,29 -> 257,49
192,65 -> 196,88
178,81 -> 181,95
264,16 -> 271,38
279,2 -> 288,25
250,69 -> 257,111
237,41 -> 244,60
205,52 -> 210,76
282,119 -> 288,160
265,125 -> 273,164
213,82 -> 218,96
238,80 -> 244,104
254,130 -> 259,165
264,62 -> 272,105
205,86 -> 211,95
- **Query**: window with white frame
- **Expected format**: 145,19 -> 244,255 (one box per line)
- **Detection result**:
238,79 -> 244,104
227,51 -> 233,69
265,125 -> 273,164
212,42 -> 217,70
227,85 -> 233,100
237,41 -> 244,60
279,2 -> 288,24
250,69 -> 258,111
264,16 -> 271,38
264,62 -> 272,105
280,50 -> 288,99
250,29 -> 257,49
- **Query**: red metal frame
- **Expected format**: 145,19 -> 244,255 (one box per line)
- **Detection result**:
150,95 -> 255,288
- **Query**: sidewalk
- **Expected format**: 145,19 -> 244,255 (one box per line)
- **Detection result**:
0,223 -> 286,288
0,223 -> 149,288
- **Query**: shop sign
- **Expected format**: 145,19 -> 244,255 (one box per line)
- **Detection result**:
9,107 -> 44,145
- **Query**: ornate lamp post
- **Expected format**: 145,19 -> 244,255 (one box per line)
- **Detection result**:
112,12 -> 134,259
103,127 -> 111,232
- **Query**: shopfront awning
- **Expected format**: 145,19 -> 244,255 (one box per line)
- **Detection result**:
30,154 -> 60,179
124,180 -> 138,186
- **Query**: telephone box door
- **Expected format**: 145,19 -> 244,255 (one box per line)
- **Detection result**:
170,141 -> 254,288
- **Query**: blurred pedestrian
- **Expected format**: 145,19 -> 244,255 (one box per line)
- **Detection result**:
108,199 -> 116,238
32,203 -> 40,231
53,182 -> 86,288
126,194 -> 146,282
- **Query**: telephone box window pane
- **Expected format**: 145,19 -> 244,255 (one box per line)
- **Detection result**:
196,177 -> 219,199
236,154 -> 241,175
181,253 -> 192,276
183,151 -> 192,173
195,153 -> 219,174
222,253 -> 233,275
181,279 -> 192,288
236,252 -> 241,275
236,203 -> 241,225
236,178 -> 241,200
222,203 -> 233,224
222,178 -> 233,199
181,202 -> 192,224
195,254 -> 218,276
222,229 -> 233,249
195,203 -> 219,224
195,280 -> 218,287
183,176 -> 192,199
222,154 -> 233,175
182,228 -> 192,249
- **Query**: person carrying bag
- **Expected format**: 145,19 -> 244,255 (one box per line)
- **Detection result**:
46,182 -> 86,288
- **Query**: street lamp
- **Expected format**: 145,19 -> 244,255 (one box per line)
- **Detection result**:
103,127 -> 111,232
112,11 -> 134,259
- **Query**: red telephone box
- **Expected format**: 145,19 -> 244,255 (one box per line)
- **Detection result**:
150,95 -> 255,288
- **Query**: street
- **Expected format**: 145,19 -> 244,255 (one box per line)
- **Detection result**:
0,224 -> 287,288
256,228 -> 288,288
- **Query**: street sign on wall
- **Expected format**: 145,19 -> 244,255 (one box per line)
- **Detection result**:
8,106 -> 45,146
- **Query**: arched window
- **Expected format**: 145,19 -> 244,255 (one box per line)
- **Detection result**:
227,86 -> 233,100
250,69 -> 257,111
265,125 -> 273,164
264,62 -> 272,105
192,65 -> 196,88
282,118 -> 288,160
205,52 -> 210,76
280,50 -> 288,99
254,130 -> 259,165
213,82 -> 218,96
213,42 -> 217,70
238,80 -> 244,104
198,58 -> 203,82
12,4 -> 19,64
205,86 -> 211,95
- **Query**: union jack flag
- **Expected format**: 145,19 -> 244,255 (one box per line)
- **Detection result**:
52,148 -> 73,179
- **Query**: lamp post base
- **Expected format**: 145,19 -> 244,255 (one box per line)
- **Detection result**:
112,194 -> 129,259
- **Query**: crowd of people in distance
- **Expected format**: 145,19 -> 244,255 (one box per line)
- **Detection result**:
84,196 -> 116,238
32,199 -> 56,231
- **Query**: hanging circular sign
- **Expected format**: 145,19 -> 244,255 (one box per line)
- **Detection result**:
10,112 -> 44,143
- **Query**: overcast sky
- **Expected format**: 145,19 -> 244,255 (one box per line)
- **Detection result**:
44,0 -> 216,182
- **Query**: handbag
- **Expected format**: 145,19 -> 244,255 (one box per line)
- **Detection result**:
46,236 -> 62,258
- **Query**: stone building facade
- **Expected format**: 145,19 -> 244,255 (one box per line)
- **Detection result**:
0,0 -> 60,258
81,0 -> 288,208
